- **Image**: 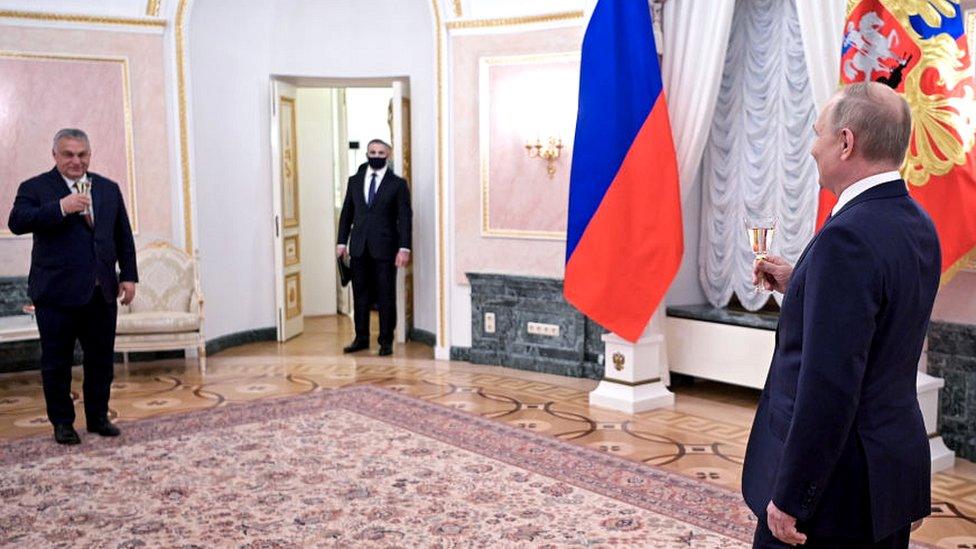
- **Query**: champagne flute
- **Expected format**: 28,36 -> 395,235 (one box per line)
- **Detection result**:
744,214 -> 776,293
77,180 -> 91,217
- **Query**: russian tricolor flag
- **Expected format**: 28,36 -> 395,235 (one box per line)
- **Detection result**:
564,0 -> 683,343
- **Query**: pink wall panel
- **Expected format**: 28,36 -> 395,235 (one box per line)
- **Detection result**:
0,26 -> 172,277
452,26 -> 584,284
484,58 -> 577,236
0,55 -> 131,231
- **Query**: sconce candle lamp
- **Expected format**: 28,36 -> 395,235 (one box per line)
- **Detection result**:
525,137 -> 563,178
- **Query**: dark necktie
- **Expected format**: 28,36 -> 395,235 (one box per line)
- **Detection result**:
368,173 -> 377,206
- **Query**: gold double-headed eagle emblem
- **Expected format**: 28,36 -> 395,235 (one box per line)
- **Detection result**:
859,0 -> 976,186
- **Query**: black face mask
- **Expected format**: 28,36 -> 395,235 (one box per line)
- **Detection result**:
367,157 -> 387,170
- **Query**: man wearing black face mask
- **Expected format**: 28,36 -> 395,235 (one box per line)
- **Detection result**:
336,139 -> 412,356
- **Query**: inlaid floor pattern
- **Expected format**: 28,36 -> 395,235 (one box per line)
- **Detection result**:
1,316 -> 974,547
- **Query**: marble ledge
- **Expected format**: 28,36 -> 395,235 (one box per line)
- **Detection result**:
666,304 -> 779,331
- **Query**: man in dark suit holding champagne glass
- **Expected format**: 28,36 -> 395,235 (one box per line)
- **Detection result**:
8,128 -> 138,445
743,82 -> 940,547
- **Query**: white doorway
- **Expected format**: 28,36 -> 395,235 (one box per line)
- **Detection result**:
269,76 -> 413,344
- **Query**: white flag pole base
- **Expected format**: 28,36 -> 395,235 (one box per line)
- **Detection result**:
589,315 -> 674,413
589,377 -> 674,413
917,371 -> 955,474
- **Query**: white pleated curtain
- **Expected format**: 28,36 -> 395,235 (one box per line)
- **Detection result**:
661,0 -> 736,199
698,0 -> 825,311
795,0 -> 848,115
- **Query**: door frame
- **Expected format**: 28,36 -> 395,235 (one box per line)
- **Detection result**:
269,75 -> 413,342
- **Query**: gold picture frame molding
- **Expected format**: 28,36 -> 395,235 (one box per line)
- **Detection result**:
0,50 -> 139,237
478,51 -> 579,241
279,96 -> 300,228
284,234 -> 301,267
284,272 -> 303,320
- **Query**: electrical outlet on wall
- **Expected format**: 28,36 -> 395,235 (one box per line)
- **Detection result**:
484,312 -> 496,333
527,322 -> 560,337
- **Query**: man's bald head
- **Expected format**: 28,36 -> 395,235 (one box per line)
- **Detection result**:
828,81 -> 912,167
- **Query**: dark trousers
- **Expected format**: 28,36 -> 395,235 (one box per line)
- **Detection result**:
350,254 -> 397,347
753,518 -> 911,549
34,289 -> 117,426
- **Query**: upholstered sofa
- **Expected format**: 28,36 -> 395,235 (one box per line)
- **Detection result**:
115,241 -> 205,371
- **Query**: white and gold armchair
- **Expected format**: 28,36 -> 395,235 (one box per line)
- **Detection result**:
115,241 -> 206,371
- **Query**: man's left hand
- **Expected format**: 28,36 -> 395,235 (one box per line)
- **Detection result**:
395,250 -> 411,268
767,501 -> 807,546
119,282 -> 136,305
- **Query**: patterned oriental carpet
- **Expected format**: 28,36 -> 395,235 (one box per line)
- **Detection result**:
0,386 -> 756,547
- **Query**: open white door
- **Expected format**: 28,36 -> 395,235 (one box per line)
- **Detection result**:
271,79 -> 304,341
333,89 -> 352,317
391,80 -> 412,344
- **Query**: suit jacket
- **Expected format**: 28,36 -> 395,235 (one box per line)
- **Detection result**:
8,167 -> 138,307
336,168 -> 412,260
742,180 -> 940,541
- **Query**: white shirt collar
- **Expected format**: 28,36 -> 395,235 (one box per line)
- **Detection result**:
830,170 -> 900,216
367,165 -> 387,181
61,172 -> 90,190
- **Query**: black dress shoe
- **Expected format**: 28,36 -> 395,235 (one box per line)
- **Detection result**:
378,345 -> 393,356
54,424 -> 81,445
343,340 -> 369,353
86,419 -> 120,437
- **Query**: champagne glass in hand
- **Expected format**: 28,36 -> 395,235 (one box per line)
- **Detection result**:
745,214 -> 777,293
77,180 -> 92,217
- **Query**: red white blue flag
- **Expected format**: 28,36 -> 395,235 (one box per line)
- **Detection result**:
564,0 -> 683,342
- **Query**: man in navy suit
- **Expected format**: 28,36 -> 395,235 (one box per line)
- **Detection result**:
8,129 -> 138,445
336,139 -> 412,356
744,82 -> 940,547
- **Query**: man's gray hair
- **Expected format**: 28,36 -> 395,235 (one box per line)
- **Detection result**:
830,83 -> 912,165
367,138 -> 392,151
52,128 -> 90,150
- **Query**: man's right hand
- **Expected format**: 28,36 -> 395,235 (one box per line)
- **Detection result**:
754,254 -> 793,293
335,244 -> 348,259
60,193 -> 91,215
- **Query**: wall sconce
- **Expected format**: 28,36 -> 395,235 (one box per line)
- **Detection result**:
525,137 -> 563,178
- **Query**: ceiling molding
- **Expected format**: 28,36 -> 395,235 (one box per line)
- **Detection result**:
446,10 -> 583,30
0,9 -> 166,28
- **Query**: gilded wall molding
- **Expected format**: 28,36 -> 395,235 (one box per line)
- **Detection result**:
431,0 -> 447,348
446,10 -> 583,30
452,0 -> 463,18
175,0 -> 194,253
0,9 -> 165,28
0,51 -> 139,237
146,0 -> 162,17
